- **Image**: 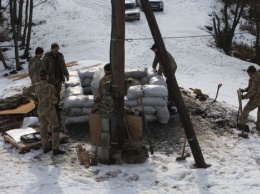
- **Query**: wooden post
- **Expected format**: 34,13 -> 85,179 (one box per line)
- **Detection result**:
110,0 -> 125,149
140,0 -> 208,168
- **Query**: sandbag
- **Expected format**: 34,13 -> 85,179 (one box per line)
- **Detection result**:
81,78 -> 92,87
144,114 -> 157,122
149,76 -> 167,88
140,76 -> 149,85
69,70 -> 79,77
65,76 -> 81,88
125,68 -> 147,80
146,69 -> 158,80
64,95 -> 89,109
65,115 -> 89,124
66,108 -> 84,116
82,87 -> 92,95
91,68 -> 104,97
127,85 -> 168,99
155,106 -> 170,124
65,86 -> 83,96
78,70 -> 95,80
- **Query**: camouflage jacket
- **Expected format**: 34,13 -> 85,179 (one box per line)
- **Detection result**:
22,80 -> 57,113
94,73 -> 111,104
152,51 -> 177,76
42,51 -> 69,84
243,71 -> 260,102
28,56 -> 45,84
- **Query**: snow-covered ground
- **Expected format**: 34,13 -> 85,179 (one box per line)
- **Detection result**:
0,0 -> 260,193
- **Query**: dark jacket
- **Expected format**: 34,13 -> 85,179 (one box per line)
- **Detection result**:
42,51 -> 69,84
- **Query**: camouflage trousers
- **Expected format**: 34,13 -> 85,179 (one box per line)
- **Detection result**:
242,100 -> 260,131
38,109 -> 60,150
50,80 -> 62,106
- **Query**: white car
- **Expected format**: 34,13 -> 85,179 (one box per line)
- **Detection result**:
136,0 -> 164,11
125,0 -> 140,20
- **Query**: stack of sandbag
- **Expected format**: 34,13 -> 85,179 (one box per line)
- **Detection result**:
64,70 -> 94,124
78,69 -> 95,95
63,94 -> 94,124
125,85 -> 170,123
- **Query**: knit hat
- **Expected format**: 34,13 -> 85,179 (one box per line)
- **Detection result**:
150,43 -> 157,50
35,47 -> 44,55
104,63 -> 111,71
247,65 -> 256,73
51,43 -> 59,49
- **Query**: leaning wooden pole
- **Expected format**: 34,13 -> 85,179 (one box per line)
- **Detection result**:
110,0 -> 125,149
140,0 -> 208,168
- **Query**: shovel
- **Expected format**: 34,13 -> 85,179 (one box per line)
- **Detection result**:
237,89 -> 249,138
212,83 -> 222,103
176,137 -> 190,161
91,127 -> 101,166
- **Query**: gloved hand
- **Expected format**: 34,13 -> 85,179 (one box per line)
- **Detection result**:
240,89 -> 246,93
241,95 -> 246,100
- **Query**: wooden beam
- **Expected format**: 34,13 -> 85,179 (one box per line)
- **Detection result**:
110,0 -> 125,149
139,0 -> 208,168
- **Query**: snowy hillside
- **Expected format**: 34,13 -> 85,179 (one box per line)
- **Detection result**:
0,0 -> 260,194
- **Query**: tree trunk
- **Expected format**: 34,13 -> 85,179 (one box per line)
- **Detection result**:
21,0 -> 29,46
23,0 -> 33,59
17,0 -> 24,40
10,0 -> 22,71
213,0 -> 246,55
0,50 -> 9,69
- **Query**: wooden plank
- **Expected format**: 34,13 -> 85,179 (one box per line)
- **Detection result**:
66,61 -> 78,67
12,74 -> 29,81
7,73 -> 29,79
0,100 -> 35,115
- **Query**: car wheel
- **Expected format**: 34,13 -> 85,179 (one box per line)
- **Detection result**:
160,8 -> 164,11
137,18 -> 140,20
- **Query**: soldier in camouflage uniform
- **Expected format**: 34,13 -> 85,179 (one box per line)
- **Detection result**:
23,70 -> 65,155
150,43 -> 177,112
92,63 -> 112,112
42,43 -> 69,109
241,65 -> 260,131
28,47 -> 45,84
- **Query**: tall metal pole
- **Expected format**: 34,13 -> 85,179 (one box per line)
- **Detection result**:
140,0 -> 208,168
110,0 -> 125,149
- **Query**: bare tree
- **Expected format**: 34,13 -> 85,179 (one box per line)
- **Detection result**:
17,0 -> 24,40
213,0 -> 246,55
0,49 -> 9,69
23,0 -> 33,59
9,0 -> 22,71
249,0 -> 260,65
21,0 -> 29,46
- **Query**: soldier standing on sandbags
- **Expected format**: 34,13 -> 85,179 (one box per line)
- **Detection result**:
28,47 -> 45,84
150,43 -> 177,113
23,70 -> 65,155
42,43 -> 69,110
240,65 -> 260,132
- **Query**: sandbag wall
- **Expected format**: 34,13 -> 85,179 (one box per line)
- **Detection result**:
63,68 -> 170,124
64,70 -> 95,124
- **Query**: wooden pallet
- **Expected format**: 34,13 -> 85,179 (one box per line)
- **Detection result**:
3,132 -> 68,154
